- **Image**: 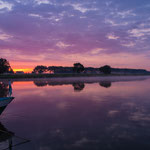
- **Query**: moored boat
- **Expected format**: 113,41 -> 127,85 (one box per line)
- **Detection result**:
0,81 -> 14,115
0,97 -> 14,108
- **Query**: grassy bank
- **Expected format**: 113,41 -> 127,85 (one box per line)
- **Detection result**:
0,73 -> 150,79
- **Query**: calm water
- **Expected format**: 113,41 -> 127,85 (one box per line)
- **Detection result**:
1,77 -> 150,150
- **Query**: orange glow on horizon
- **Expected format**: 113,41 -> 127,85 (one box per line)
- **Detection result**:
13,68 -> 33,73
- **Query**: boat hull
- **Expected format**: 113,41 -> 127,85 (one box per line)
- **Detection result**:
0,97 -> 14,107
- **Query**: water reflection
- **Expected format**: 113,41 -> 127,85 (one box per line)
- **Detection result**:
0,82 -> 30,149
0,82 -> 9,97
0,119 -> 14,150
34,80 -> 86,91
0,106 -> 30,150
72,83 -> 85,92
33,80 -> 114,91
99,81 -> 111,88
1,76 -> 150,150
33,81 -> 48,87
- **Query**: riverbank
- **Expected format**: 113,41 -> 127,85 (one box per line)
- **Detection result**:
0,73 -> 150,79
0,74 -> 150,83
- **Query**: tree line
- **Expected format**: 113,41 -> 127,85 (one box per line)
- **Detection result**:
32,63 -> 111,74
0,58 -> 111,75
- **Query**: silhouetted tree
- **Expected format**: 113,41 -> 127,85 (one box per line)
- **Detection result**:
0,58 -> 13,74
73,63 -> 84,73
48,66 -> 73,74
9,68 -> 14,74
72,83 -> 85,92
99,65 -> 111,74
33,65 -> 48,74
99,81 -> 111,88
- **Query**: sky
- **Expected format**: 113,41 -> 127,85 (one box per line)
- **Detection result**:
0,0 -> 150,72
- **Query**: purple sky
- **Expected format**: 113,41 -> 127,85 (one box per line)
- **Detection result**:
0,0 -> 150,71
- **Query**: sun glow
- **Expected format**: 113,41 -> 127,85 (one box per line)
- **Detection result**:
13,68 -> 33,73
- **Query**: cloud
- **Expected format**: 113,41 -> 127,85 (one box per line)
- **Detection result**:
91,48 -> 106,54
0,0 -> 13,11
56,41 -> 73,49
0,31 -> 13,41
121,41 -> 135,47
28,13 -> 41,17
105,19 -> 129,26
107,33 -> 119,40
0,0 -> 150,69
34,0 -> 51,5
128,28 -> 150,37
69,3 -> 98,13
117,10 -> 136,18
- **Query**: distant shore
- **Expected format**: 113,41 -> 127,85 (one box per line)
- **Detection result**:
0,73 -> 150,82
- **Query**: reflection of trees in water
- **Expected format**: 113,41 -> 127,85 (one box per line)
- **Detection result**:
72,83 -> 85,92
33,81 -> 112,90
33,81 -> 48,87
33,81 -> 85,92
47,81 -> 64,86
0,82 -> 9,97
33,81 -> 64,87
99,81 -> 111,88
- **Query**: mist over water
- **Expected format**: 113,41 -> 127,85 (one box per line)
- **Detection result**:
1,77 -> 150,150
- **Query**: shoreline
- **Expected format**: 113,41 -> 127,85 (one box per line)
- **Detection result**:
0,75 -> 150,83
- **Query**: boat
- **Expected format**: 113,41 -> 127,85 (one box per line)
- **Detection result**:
0,82 -> 14,115
0,97 -> 14,108
0,82 -> 29,149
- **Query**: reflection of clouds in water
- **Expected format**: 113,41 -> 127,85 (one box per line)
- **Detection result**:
4,78 -> 150,150
121,100 -> 150,122
123,102 -> 136,108
74,137 -> 90,147
108,110 -> 119,117
106,123 -> 139,141
130,112 -> 150,121
57,102 -> 68,110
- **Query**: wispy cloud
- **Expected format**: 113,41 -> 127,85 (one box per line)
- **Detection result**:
107,33 -> 119,40
0,0 -> 13,11
116,10 -> 136,18
70,3 -> 98,13
105,19 -> 129,26
34,0 -> 51,5
0,31 -> 13,41
56,42 -> 73,49
121,41 -> 135,47
128,28 -> 150,37
91,48 -> 106,54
